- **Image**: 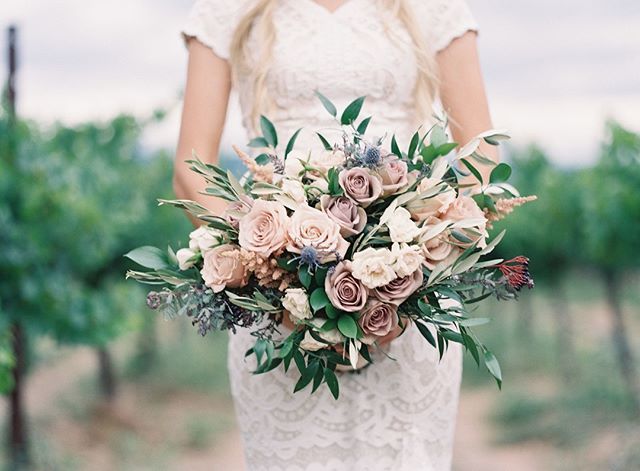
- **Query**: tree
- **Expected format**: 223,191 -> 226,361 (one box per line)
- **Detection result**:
493,146 -> 581,380
0,107 -> 190,464
576,121 -> 640,414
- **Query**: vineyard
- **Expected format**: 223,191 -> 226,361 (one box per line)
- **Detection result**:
1,26 -> 640,471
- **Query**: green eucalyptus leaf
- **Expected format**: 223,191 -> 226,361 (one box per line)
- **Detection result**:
490,163 -> 512,183
357,116 -> 372,135
285,128 -> 302,158
310,288 -> 330,312
260,115 -> 278,147
337,315 -> 358,338
124,246 -> 168,270
340,96 -> 366,125
254,153 -> 270,166
314,90 -> 337,117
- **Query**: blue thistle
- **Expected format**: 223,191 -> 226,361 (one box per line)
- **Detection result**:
299,246 -> 320,268
362,146 -> 381,167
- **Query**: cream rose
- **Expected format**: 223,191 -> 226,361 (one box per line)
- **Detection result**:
319,195 -> 367,237
188,226 -> 222,253
300,331 -> 325,351
339,167 -> 383,208
390,242 -> 425,277
282,288 -> 312,323
325,261 -> 368,312
200,244 -> 248,293
358,301 -> 399,345
238,200 -> 289,257
310,318 -> 344,344
442,195 -> 489,248
286,205 -> 349,263
281,178 -> 307,203
176,247 -> 197,270
284,151 -> 308,178
386,207 -> 420,243
351,247 -> 397,289
372,269 -> 423,305
407,178 -> 456,222
377,155 -> 409,196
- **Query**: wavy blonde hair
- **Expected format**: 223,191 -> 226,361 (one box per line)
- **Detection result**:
229,0 -> 439,131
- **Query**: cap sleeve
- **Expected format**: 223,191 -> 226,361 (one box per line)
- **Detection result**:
410,0 -> 479,53
180,0 -> 248,59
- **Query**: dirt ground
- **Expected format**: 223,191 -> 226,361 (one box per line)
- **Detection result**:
1,342 -> 559,471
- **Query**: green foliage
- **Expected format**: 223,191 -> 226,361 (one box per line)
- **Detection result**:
0,105 -> 190,374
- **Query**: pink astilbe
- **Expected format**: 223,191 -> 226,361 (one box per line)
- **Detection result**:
484,195 -> 538,227
239,248 -> 295,291
232,145 -> 275,183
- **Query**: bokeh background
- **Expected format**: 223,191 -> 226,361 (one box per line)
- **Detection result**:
1,0 -> 639,470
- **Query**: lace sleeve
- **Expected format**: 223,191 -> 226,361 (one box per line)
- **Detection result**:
410,0 -> 479,53
180,0 -> 249,59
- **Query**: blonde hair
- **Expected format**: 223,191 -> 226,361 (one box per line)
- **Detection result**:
229,0 -> 439,131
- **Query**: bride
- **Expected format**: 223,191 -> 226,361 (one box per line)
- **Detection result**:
174,0 -> 497,469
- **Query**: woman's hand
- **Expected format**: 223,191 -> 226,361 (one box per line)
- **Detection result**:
174,38 -> 232,227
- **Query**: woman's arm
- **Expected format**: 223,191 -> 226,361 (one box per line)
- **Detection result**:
174,39 -> 233,227
437,31 -> 498,185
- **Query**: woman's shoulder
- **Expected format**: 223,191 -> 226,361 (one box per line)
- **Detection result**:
406,0 -> 479,52
181,0 -> 256,58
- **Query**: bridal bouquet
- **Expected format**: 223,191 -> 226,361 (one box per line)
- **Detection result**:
126,92 -> 535,399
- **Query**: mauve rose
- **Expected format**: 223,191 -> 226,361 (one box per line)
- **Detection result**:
200,244 -> 248,293
319,195 -> 367,237
338,168 -> 383,208
377,155 -> 409,196
238,200 -> 289,257
373,269 -> 423,305
286,205 -> 349,263
325,261 -> 368,312
358,301 -> 399,345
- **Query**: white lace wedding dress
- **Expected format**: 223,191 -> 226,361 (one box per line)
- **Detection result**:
182,1 -> 478,469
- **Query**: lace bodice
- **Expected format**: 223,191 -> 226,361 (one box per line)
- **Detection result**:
181,1 -> 477,469
182,0 -> 477,151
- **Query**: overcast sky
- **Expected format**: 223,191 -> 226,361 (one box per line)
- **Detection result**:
1,0 -> 639,166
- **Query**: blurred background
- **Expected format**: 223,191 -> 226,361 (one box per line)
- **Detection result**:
1,0 -> 639,470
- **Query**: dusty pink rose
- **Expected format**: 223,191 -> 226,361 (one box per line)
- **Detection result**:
338,168 -> 383,207
325,261 -> 368,312
419,216 -> 460,269
407,178 -> 457,221
286,205 -> 349,263
358,301 -> 399,345
200,244 -> 248,293
319,195 -> 367,237
223,196 -> 252,229
442,195 -> 488,248
238,200 -> 289,257
372,268 -> 423,305
377,155 -> 409,196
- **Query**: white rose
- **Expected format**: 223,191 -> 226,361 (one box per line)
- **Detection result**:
284,151 -> 308,178
386,207 -> 421,243
176,247 -> 197,270
310,318 -> 344,345
390,243 -> 425,277
300,331 -> 325,351
280,178 -> 307,203
351,247 -> 397,289
188,226 -> 222,252
282,288 -> 313,323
